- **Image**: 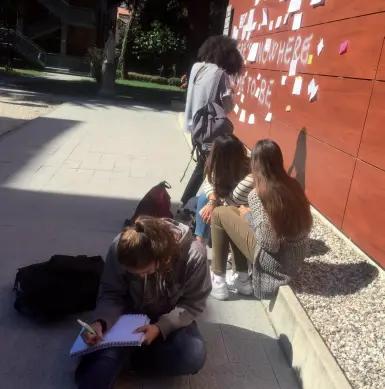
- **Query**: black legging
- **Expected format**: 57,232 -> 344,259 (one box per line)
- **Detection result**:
180,152 -> 208,206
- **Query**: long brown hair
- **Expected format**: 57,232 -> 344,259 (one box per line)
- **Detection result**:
205,134 -> 250,198
117,217 -> 179,275
251,139 -> 312,239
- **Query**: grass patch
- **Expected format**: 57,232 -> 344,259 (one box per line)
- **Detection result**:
0,67 -> 45,77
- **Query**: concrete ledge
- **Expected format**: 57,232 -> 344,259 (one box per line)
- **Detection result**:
262,286 -> 353,389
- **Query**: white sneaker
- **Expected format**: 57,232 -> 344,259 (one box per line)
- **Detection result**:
226,271 -> 253,296
210,271 -> 229,300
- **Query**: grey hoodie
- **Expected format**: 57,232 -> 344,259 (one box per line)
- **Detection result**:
91,219 -> 211,339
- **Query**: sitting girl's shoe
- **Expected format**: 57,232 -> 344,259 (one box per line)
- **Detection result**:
210,271 -> 229,300
226,271 -> 253,296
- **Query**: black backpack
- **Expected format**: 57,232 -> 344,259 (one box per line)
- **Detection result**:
13,255 -> 104,321
191,67 -> 234,153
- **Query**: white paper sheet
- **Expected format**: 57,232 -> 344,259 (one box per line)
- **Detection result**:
288,0 -> 302,13
308,79 -> 316,95
310,0 -> 324,5
269,20 -> 274,30
264,38 -> 272,51
262,8 -> 268,26
246,9 -> 255,29
292,76 -> 303,95
241,29 -> 247,40
258,23 -> 261,30
255,0 -> 261,5
234,104 -> 239,114
248,114 -> 255,124
309,85 -> 319,101
241,94 -> 245,103
257,73 -> 261,80
239,109 -> 246,122
283,14 -> 290,25
317,38 -> 324,56
292,13 -> 302,30
239,13 -> 247,28
247,43 -> 259,62
246,31 -> 251,40
281,75 -> 287,85
232,26 -> 239,40
255,87 -> 261,98
289,59 -> 298,76
265,112 -> 272,122
275,16 -> 282,29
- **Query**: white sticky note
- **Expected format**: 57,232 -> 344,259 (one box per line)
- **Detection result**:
246,31 -> 251,40
248,114 -> 255,124
292,76 -> 303,95
258,23 -> 261,30
232,26 -> 239,40
288,0 -> 302,13
289,59 -> 298,76
269,20 -> 274,30
241,94 -> 245,103
275,16 -> 282,29
308,78 -> 316,95
239,109 -> 246,122
310,0 -> 324,5
317,38 -> 324,56
247,43 -> 259,62
264,39 -> 272,51
281,75 -> 287,85
252,21 -> 257,31
262,8 -> 268,26
283,14 -> 290,25
265,112 -> 272,122
292,13 -> 302,30
234,104 -> 239,114
255,87 -> 261,98
257,73 -> 261,80
246,9 -> 255,29
239,13 -> 247,28
309,85 -> 319,101
255,0 -> 261,5
241,29 -> 247,40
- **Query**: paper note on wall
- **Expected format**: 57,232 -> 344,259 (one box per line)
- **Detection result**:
310,0 -> 325,5
309,85 -> 319,101
232,27 -> 239,40
248,114 -> 255,124
283,14 -> 290,25
262,8 -> 268,26
275,16 -> 282,29
307,55 -> 313,64
234,104 -> 239,114
241,29 -> 247,40
292,76 -> 303,95
245,9 -> 255,31
281,75 -> 287,85
308,79 -> 316,95
239,109 -> 246,122
255,87 -> 261,98
257,74 -> 261,80
339,40 -> 349,55
246,31 -> 251,41
292,13 -> 302,30
239,13 -> 247,28
265,113 -> 272,122
240,94 -> 245,103
264,39 -> 272,51
317,38 -> 324,55
247,43 -> 259,62
289,59 -> 298,76
269,20 -> 274,30
255,0 -> 261,5
288,0 -> 302,13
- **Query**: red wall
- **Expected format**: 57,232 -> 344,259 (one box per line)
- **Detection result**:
229,0 -> 385,268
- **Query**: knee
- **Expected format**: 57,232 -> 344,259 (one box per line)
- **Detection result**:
211,206 -> 225,226
180,337 -> 207,374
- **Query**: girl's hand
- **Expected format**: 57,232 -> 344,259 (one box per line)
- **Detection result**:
200,203 -> 215,224
239,205 -> 251,219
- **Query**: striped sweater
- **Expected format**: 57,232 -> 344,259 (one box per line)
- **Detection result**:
203,174 -> 254,206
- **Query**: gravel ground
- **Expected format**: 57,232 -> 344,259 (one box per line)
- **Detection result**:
292,212 -> 385,389
0,94 -> 60,137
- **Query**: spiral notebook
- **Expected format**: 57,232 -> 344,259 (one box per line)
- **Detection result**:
70,314 -> 150,357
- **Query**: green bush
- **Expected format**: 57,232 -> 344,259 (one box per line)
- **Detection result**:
126,72 -> 178,86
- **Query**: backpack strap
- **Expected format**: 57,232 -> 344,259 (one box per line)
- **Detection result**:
208,69 -> 225,102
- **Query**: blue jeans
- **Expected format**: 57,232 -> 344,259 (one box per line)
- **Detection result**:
77,322 -> 206,389
195,191 -> 210,240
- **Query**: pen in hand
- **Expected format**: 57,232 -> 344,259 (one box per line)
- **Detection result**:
77,319 -> 98,336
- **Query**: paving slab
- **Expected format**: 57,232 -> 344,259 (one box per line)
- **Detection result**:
0,101 -> 299,389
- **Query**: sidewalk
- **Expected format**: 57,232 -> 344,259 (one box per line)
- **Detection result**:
0,101 -> 299,389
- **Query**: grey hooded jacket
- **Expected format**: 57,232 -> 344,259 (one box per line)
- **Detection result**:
91,219 -> 211,338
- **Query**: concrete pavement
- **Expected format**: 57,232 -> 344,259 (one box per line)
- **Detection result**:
0,101 -> 299,389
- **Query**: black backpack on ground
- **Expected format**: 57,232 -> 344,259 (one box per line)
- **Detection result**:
13,255 -> 104,321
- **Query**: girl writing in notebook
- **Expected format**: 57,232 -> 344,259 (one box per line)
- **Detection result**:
76,217 -> 211,389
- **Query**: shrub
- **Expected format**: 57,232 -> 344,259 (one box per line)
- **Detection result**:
168,77 -> 180,87
126,72 -> 169,85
